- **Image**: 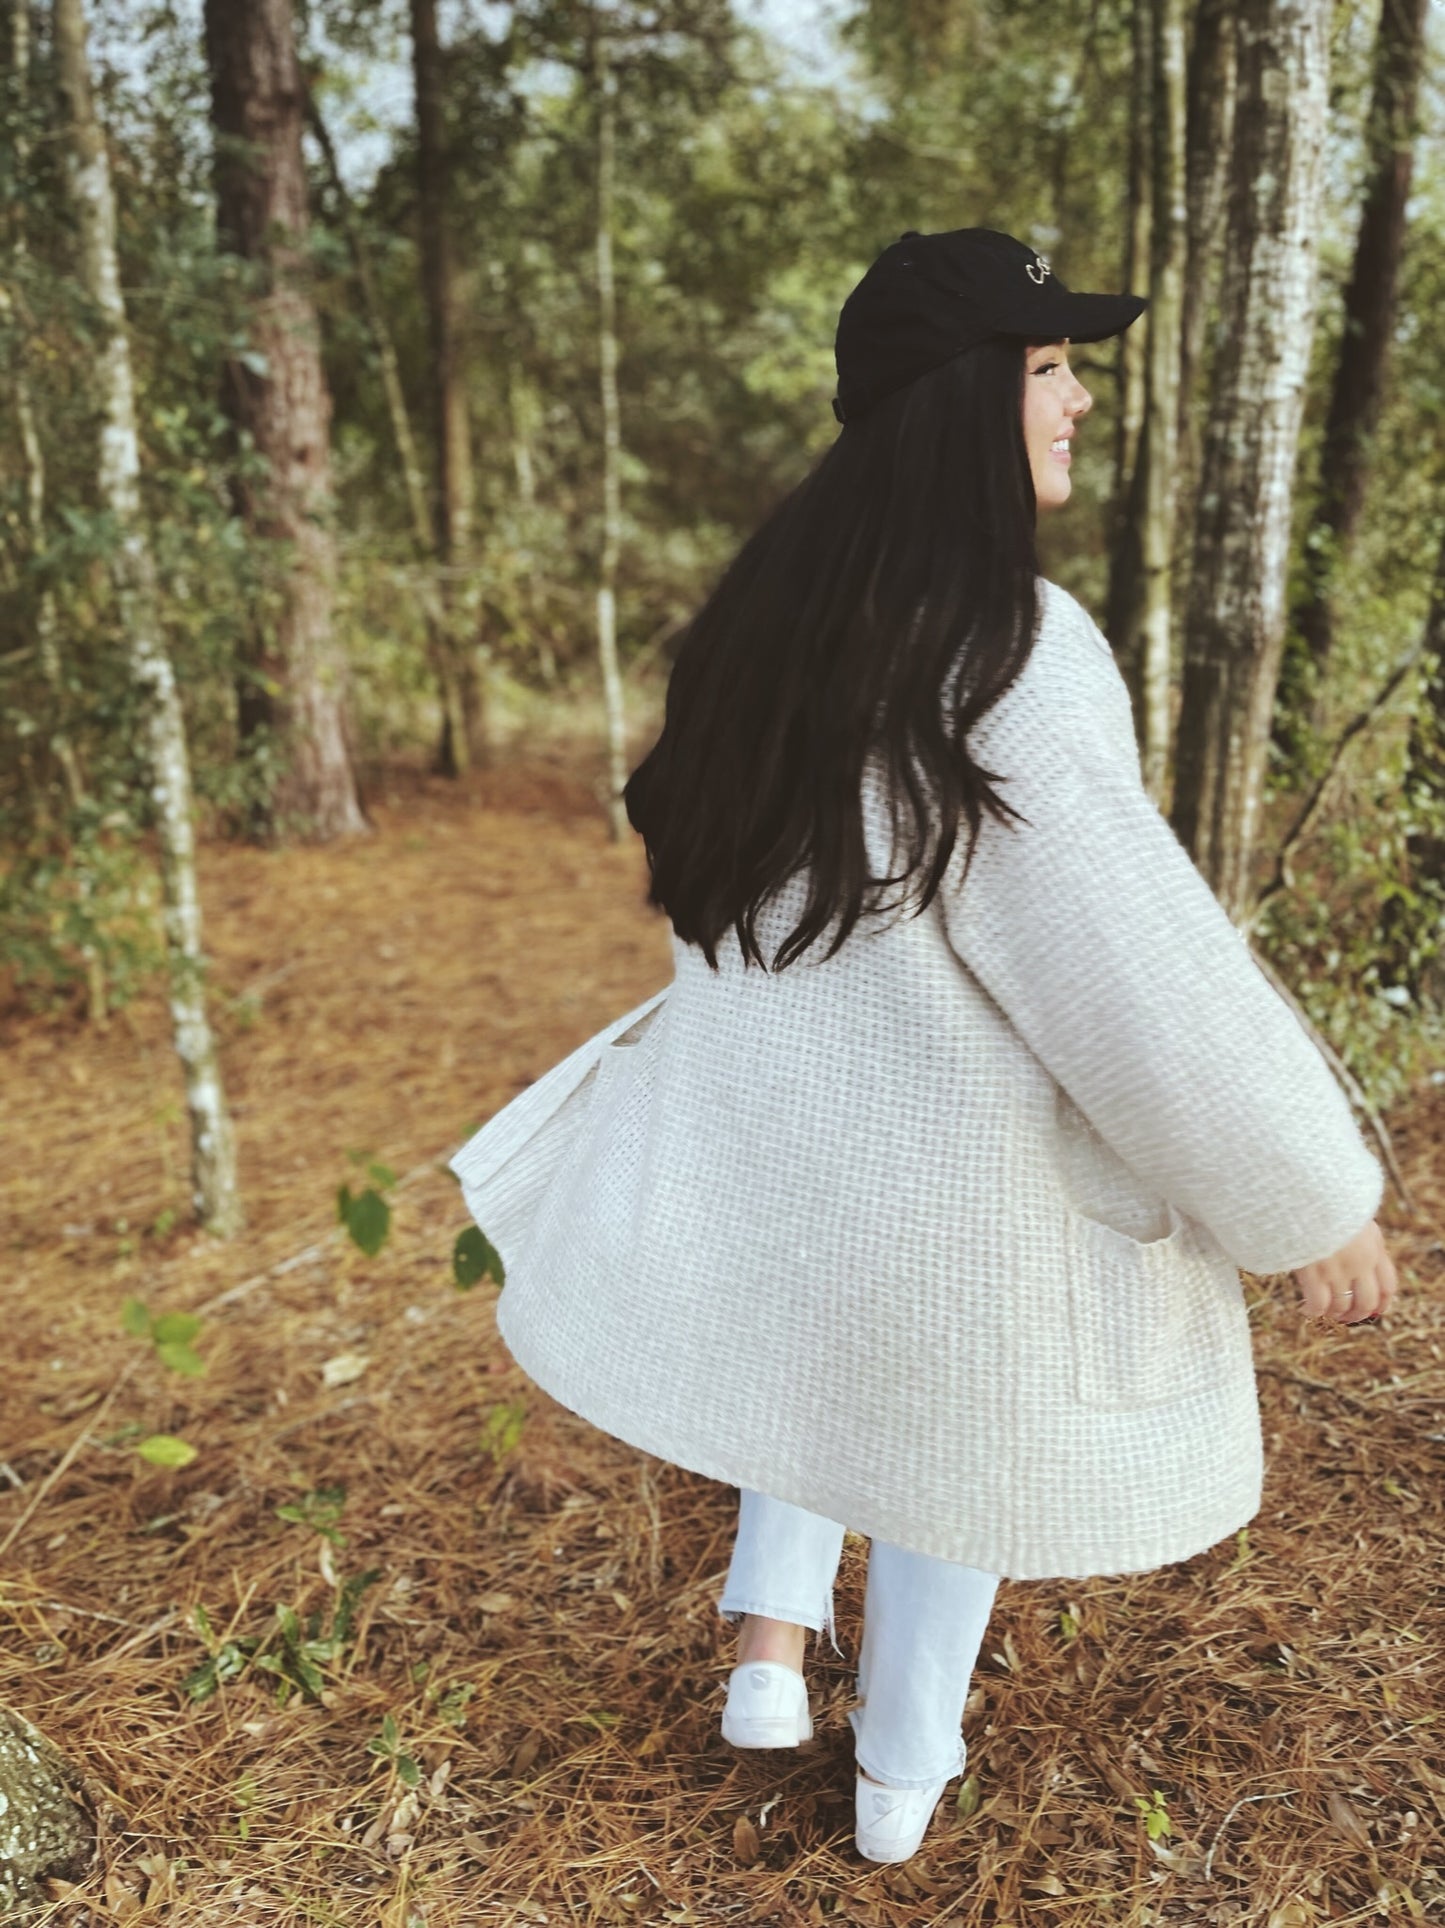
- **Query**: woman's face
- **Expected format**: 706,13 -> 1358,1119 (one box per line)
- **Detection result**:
1021,339 -> 1093,512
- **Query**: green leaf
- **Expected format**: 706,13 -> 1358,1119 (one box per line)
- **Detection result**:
182,1658 -> 219,1702
367,1161 -> 397,1190
136,1433 -> 198,1468
192,1603 -> 214,1642
956,1774 -> 981,1819
480,1401 -> 526,1464
342,1186 -> 390,1257
1058,1609 -> 1079,1642
331,1568 -> 381,1645
380,1711 -> 399,1750
453,1225 -> 503,1290
397,1753 -> 421,1788
121,1296 -> 153,1337
152,1310 -> 202,1346
337,1182 -> 353,1224
156,1340 -> 206,1378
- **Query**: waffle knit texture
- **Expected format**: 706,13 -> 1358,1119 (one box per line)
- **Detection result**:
450,578 -> 1384,1579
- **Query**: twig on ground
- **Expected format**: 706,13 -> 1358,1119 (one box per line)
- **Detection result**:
1204,1787 -> 1299,1879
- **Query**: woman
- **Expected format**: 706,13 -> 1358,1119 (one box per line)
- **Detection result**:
450,227 -> 1399,1865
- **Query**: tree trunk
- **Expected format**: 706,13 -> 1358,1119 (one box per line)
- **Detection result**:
1105,0 -> 1151,659
1175,0 -> 1236,608
8,0 -> 105,1019
409,0 -> 483,775
1277,0 -> 1428,748
1114,0 -> 1188,807
0,1705 -> 94,1925
1169,0 -> 1330,921
592,25 -> 628,843
54,0 -> 242,1235
203,0 -> 365,842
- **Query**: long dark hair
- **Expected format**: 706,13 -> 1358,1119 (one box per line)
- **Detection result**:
623,335 -> 1043,972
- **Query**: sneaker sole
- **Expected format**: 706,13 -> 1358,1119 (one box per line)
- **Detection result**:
720,1710 -> 812,1747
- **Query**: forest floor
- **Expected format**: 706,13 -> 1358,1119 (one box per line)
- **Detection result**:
2,747 -> 1444,1928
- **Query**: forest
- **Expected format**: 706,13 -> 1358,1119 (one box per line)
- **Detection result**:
1,0 -> 1443,1921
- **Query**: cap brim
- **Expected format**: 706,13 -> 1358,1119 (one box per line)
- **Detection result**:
988,289 -> 1148,344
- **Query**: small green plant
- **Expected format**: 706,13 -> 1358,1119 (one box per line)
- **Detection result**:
956,1773 -> 982,1819
1058,1607 -> 1080,1642
480,1401 -> 526,1465
1134,1789 -> 1172,1841
367,1711 -> 421,1788
434,1681 -> 476,1730
254,1567 -> 381,1705
453,1225 -> 503,1289
337,1151 -> 396,1257
233,1769 -> 261,1842
182,1604 -> 260,1703
179,1570 -> 380,1706
274,1482 -> 348,1546
122,1296 -> 206,1376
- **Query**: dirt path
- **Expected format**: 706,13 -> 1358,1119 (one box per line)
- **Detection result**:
2,754 -> 1442,1926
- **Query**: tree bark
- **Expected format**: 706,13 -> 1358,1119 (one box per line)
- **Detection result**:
53,0 -> 242,1233
1278,0 -> 1429,744
592,24 -> 628,843
409,0 -> 483,775
1169,0 -> 1330,921
0,1706 -> 94,1924
203,0 -> 366,843
9,0 -> 103,1026
1112,0 -> 1188,807
1105,0 -> 1151,659
1175,0 -> 1235,604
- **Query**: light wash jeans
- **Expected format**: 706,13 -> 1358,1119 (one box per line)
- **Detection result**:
717,1487 -> 1001,1790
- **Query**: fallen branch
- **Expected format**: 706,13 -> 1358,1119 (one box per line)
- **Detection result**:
1248,638 -> 1428,928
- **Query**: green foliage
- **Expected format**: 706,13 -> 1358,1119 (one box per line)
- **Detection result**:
452,1225 -> 503,1289
122,1296 -> 207,1378
367,1710 -> 422,1788
183,1567 -> 381,1707
480,1400 -> 527,1465
274,1483 -> 349,1546
136,1433 -> 199,1469
1134,1789 -> 1173,1842
337,1151 -> 395,1257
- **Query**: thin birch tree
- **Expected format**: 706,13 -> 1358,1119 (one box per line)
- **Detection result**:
1109,0 -> 1188,805
1169,0 -> 1330,920
590,17 -> 628,843
53,0 -> 241,1234
1106,0 -> 1151,628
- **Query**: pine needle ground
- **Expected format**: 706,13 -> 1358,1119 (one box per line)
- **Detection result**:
2,748 -> 1442,1927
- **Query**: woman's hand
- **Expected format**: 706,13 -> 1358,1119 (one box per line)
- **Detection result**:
1291,1218 -> 1398,1325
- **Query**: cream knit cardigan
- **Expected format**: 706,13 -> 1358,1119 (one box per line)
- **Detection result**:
450,579 -> 1383,1580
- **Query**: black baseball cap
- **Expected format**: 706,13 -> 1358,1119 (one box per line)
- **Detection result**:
832,227 -> 1147,424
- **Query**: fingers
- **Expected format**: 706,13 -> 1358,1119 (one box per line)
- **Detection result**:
1293,1254 -> 1398,1325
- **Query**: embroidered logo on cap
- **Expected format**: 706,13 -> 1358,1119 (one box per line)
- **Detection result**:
1026,251 -> 1052,285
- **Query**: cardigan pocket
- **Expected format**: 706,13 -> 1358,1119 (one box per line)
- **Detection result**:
1063,1201 -> 1241,1412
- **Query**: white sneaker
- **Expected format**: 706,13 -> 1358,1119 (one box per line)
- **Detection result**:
720,1661 -> 812,1747
854,1771 -> 951,1863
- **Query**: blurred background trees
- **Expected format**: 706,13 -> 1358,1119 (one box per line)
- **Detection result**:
3,0 -> 1443,1203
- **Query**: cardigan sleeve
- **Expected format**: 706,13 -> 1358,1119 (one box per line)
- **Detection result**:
933,587 -> 1384,1276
